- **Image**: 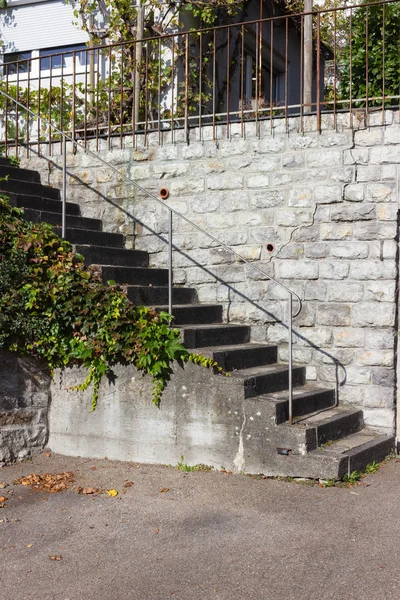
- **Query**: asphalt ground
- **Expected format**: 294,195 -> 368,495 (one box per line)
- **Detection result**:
0,452 -> 400,600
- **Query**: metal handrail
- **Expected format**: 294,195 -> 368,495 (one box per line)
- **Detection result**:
0,90 -> 303,424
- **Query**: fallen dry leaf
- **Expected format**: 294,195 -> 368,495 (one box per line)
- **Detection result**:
90,467 -> 96,471
14,473 -> 74,493
154,528 -> 159,535
76,487 -> 101,495
124,481 -> 134,488
0,497 -> 8,503
0,483 -> 8,489
160,488 -> 169,493
107,489 -> 118,497
44,452 -> 51,458
26,544 -> 33,548
49,555 -> 62,561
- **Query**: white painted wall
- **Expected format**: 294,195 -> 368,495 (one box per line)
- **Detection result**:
0,0 -> 88,52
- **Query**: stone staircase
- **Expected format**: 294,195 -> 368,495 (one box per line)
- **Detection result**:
0,158 -> 395,479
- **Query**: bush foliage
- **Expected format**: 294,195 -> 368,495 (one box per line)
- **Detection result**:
0,196 -> 220,410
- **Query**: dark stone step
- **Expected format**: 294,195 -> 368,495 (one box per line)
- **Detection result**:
23,208 -> 102,231
9,193 -> 81,216
54,227 -> 125,248
343,434 -> 395,476
126,285 -> 198,306
276,407 -> 364,454
205,343 -> 278,372
233,364 -> 306,398
154,304 -> 223,325
99,265 -> 169,286
0,179 -> 60,199
181,324 -> 251,348
268,386 -> 336,424
75,245 -> 149,268
0,165 -> 41,183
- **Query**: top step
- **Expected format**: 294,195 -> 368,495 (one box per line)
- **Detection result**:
0,164 -> 41,184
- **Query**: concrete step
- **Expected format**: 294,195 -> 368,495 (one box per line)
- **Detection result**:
98,265 -> 169,286
126,285 -> 198,306
264,384 -> 336,424
0,178 -> 60,200
232,364 -> 306,398
181,324 -> 251,348
9,193 -> 81,216
198,342 -> 278,372
54,227 -> 125,248
276,407 -> 364,454
154,304 -> 223,325
75,245 -> 149,268
314,431 -> 395,479
0,164 -> 41,183
23,208 -> 103,231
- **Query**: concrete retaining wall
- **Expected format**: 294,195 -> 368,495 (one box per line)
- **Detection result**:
20,110 -> 400,433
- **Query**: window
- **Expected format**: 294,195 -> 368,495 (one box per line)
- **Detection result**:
2,51 -> 31,75
39,44 -> 90,71
245,54 -> 280,106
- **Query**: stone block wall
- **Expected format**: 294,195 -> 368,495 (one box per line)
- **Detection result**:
20,110 -> 400,433
0,351 -> 50,466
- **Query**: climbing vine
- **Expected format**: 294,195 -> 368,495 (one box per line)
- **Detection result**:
0,195 -> 223,410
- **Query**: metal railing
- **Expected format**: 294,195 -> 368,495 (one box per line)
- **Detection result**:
1,0 -> 399,152
0,90 -> 302,424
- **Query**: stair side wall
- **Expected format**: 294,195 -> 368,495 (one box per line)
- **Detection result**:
19,109 -> 400,434
49,362 -> 343,478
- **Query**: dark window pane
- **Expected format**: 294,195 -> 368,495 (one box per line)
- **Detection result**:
3,51 -> 31,75
39,44 -> 89,70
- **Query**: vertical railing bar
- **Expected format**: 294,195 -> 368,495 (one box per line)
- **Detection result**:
285,17 -> 289,134
240,24 -> 245,138
270,19 -> 274,133
132,40 -> 137,147
226,26 -> 231,139
49,55 -> 52,156
168,209 -> 173,316
158,36 -> 162,145
107,46 -> 112,149
120,44 -> 124,149
212,29 -> 217,141
255,21 -> 259,134
350,8 -> 353,129
144,40 -> 149,146
365,5 -> 369,126
83,48 -> 88,149
27,58 -> 31,158
288,293 -> 293,426
16,62 -> 19,157
62,135 -> 67,239
333,9 -> 337,130
299,15 -> 303,133
171,36 -> 175,144
199,31 -> 203,139
61,51 -> 65,153
37,60 -> 41,156
4,65 -> 8,157
184,33 -> 189,143
316,12 -> 321,132
382,2 -> 386,124
72,52 -> 76,151
95,48 -> 100,152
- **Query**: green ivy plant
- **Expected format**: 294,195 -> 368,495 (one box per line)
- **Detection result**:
0,196 -> 224,410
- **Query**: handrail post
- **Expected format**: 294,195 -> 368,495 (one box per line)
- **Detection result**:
61,135 -> 66,239
288,293 -> 293,425
168,209 -> 173,316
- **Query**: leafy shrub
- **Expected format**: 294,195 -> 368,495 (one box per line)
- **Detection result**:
0,196 -> 221,410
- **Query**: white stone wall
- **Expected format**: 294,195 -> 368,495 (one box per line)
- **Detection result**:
20,110 -> 400,433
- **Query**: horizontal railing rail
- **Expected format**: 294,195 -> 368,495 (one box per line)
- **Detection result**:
0,89 -> 303,423
1,0 -> 399,151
